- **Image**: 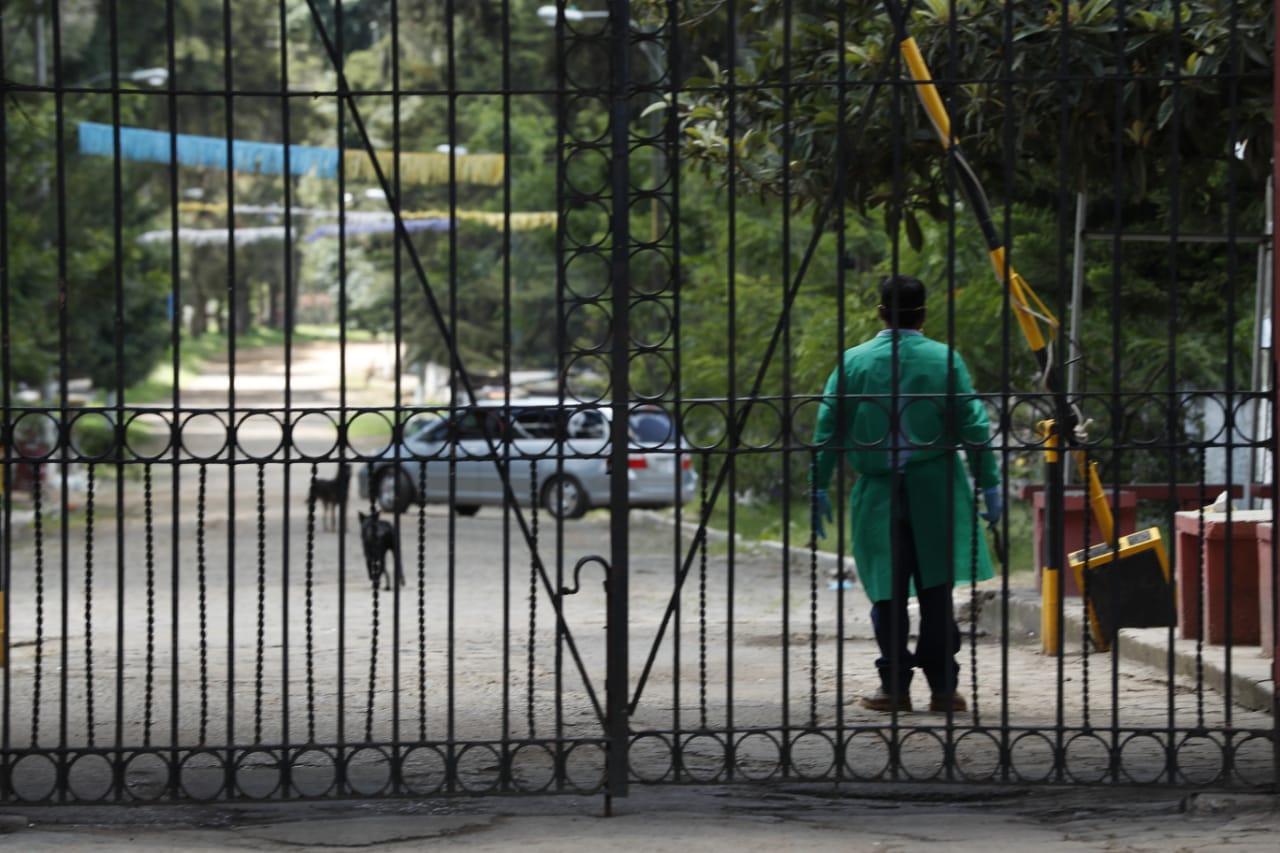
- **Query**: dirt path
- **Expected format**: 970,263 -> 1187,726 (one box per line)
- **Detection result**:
181,338 -> 405,409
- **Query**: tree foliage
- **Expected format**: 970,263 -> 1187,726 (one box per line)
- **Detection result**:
3,0 -> 564,396
657,0 -> 1272,236
3,95 -> 170,391
2,0 -> 1272,464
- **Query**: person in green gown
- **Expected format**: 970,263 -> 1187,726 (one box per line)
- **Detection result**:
811,274 -> 1003,713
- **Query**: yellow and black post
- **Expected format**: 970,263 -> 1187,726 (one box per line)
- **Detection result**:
883,0 -> 1073,655
882,0 -> 1174,656
1038,420 -> 1065,655
1,452 -> 5,668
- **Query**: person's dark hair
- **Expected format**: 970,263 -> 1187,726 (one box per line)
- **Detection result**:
878,275 -> 926,328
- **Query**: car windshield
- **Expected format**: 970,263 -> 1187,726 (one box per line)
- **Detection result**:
629,410 -> 674,444
404,415 -> 443,439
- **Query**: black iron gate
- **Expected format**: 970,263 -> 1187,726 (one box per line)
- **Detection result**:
1,1 -> 1276,805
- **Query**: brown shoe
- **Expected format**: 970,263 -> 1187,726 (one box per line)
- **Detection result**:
860,691 -> 912,713
928,692 -> 968,713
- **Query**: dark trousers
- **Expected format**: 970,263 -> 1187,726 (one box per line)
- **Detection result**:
870,481 -> 961,696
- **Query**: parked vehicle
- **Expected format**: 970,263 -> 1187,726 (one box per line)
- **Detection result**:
357,398 -> 697,519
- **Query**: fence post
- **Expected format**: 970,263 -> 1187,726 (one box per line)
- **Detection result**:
605,0 -> 633,805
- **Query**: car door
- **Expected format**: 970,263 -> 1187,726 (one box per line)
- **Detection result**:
506,406 -> 563,507
397,409 -> 494,504
399,415 -> 458,504
447,408 -> 503,502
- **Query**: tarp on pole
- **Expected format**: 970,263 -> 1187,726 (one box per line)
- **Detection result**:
78,122 -> 506,185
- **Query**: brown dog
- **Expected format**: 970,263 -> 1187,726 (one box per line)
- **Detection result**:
308,463 -> 351,532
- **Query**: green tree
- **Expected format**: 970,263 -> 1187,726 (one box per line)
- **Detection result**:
308,3 -> 563,380
657,1 -> 1271,229
3,97 -> 171,393
658,1 -> 1270,416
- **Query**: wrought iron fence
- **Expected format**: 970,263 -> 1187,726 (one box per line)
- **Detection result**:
0,0 -> 1276,805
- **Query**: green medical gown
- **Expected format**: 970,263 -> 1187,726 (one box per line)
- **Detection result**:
811,330 -> 1000,603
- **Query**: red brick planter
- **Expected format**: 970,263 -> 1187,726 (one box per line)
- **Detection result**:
1257,523 -> 1278,676
1174,509 -> 1268,645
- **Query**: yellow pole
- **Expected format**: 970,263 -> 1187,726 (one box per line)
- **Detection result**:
889,0 -> 1077,659
1079,455 -> 1116,546
899,37 -> 954,146
1,448 -> 4,667
1039,421 -> 1062,655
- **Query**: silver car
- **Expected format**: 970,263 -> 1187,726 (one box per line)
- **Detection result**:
357,398 -> 697,520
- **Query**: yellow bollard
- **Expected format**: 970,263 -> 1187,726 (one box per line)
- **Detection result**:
1041,566 -> 1060,655
1037,419 -> 1063,656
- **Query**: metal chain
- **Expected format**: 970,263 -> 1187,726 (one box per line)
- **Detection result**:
366,583 -> 381,743
255,462 -> 267,744
807,456 -> 823,730
31,463 -> 44,747
969,481 -> 980,727
305,463 -> 318,743
808,490 -> 819,729
417,463 -> 428,741
363,460 -> 386,746
197,464 -> 209,744
699,454 -> 709,730
144,464 -> 156,747
1196,448 -> 1208,728
82,463 -> 96,747
1080,452 -> 1093,731
527,458 -> 538,738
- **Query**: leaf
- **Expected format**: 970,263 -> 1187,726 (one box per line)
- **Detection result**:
1242,40 -> 1270,69
1131,10 -> 1160,29
640,101 -> 669,119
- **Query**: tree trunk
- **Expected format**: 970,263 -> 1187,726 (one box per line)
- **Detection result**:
235,276 -> 252,334
267,276 -> 281,329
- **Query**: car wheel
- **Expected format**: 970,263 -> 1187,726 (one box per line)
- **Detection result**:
454,504 -> 480,517
375,468 -> 414,514
541,474 -> 587,520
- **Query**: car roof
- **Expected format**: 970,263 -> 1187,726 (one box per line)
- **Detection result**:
484,400 -> 675,423
469,395 -> 600,407
466,396 -> 670,412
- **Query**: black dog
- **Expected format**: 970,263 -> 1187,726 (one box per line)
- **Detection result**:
358,509 -> 404,591
308,463 -> 351,532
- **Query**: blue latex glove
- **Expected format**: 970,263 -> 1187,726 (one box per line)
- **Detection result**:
812,489 -> 834,540
981,486 -> 1003,523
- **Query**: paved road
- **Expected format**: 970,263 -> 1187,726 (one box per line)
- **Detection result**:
1,784 -> 1277,851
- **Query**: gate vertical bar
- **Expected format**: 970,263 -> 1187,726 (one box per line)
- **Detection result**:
0,0 -> 10,781
606,0 -> 632,802
1272,20 -> 1280,737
